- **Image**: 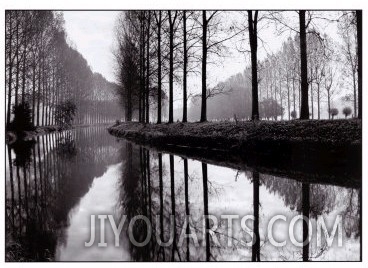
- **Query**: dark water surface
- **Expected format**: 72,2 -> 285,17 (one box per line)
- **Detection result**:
5,127 -> 361,261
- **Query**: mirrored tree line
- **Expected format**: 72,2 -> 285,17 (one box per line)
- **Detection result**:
5,127 -> 120,261
5,129 -> 361,261
5,11 -> 121,129
114,11 -> 362,123
119,142 -> 361,261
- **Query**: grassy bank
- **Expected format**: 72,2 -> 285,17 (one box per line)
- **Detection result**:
108,119 -> 361,148
108,120 -> 362,188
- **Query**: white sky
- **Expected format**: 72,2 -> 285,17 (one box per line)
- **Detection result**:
63,11 -> 120,82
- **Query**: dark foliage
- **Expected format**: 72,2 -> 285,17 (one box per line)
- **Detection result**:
55,100 -> 77,128
10,139 -> 36,168
329,108 -> 339,119
9,102 -> 35,135
291,110 -> 297,119
260,98 -> 284,120
343,106 -> 352,118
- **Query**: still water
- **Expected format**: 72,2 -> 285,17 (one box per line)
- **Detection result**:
5,127 -> 361,261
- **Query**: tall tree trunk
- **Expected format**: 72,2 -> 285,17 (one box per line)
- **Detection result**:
274,83 -> 277,120
317,83 -> 320,119
200,11 -> 207,122
15,20 -> 20,107
310,82 -> 314,119
183,11 -> 188,123
21,40 -> 27,103
32,57 -> 36,123
41,61 -> 46,126
168,11 -> 175,123
287,79 -> 290,120
299,81 -> 301,112
6,12 -> 13,127
145,12 -> 150,123
37,51 -> 42,127
299,11 -> 309,119
248,11 -> 259,121
279,78 -> 283,120
353,72 -> 357,117
139,14 -> 145,123
157,11 -> 162,124
327,90 -> 331,119
293,78 -> 296,114
357,10 -> 362,119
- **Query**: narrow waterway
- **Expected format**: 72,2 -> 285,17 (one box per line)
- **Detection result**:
5,126 -> 361,261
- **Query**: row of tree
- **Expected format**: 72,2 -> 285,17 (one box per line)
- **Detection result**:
5,11 -> 121,131
188,28 -> 354,121
114,11 -> 362,123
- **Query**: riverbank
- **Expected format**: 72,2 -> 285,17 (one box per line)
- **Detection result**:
23,125 -> 62,137
108,120 -> 362,187
6,122 -> 114,144
6,125 -> 62,144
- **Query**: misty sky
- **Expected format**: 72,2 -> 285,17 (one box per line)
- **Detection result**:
63,11 -> 120,82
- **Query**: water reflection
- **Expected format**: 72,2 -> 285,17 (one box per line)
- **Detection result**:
5,127 -> 120,261
5,127 -> 361,261
119,142 -> 361,261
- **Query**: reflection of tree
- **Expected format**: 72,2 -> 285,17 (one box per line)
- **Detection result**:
184,158 -> 190,261
252,171 -> 260,261
341,188 -> 360,239
261,174 -> 356,219
119,143 -> 149,261
56,131 -> 77,157
7,145 -> 15,229
302,183 -> 310,262
11,139 -> 35,168
202,163 -> 210,261
261,173 -> 360,260
158,153 -> 165,260
6,127 -> 120,261
120,145 -> 208,261
170,155 -> 180,261
117,148 -> 361,262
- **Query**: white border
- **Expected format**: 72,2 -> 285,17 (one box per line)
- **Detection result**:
1,1 -> 366,268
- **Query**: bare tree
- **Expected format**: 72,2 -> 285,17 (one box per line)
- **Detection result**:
168,11 -> 179,123
299,11 -> 309,119
338,11 -> 358,117
248,11 -> 260,120
199,11 -> 241,122
154,11 -> 163,123
324,66 -> 337,119
356,10 -> 362,119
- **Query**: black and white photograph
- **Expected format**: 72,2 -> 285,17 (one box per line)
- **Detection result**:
2,0 -> 366,264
